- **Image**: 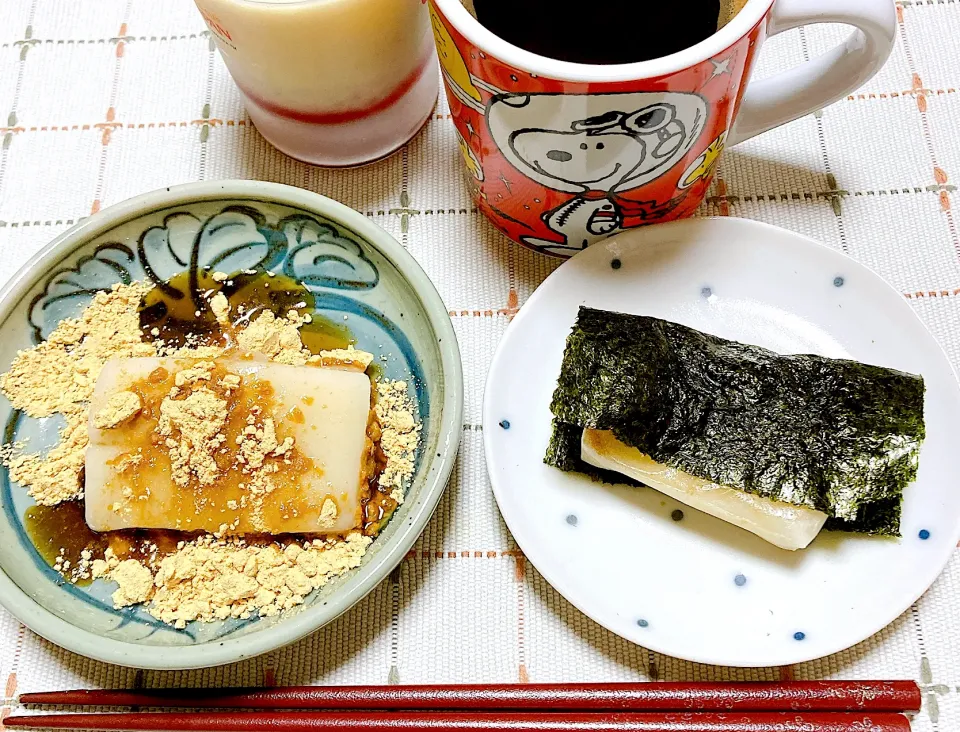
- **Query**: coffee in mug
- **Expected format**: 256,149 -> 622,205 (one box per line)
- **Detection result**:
470,0 -> 728,65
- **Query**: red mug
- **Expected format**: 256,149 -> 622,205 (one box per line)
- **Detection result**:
430,0 -> 895,257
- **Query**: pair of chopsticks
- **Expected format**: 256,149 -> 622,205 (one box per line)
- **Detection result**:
6,681 -> 920,731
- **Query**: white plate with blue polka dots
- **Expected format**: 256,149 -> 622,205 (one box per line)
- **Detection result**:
484,216 -> 960,667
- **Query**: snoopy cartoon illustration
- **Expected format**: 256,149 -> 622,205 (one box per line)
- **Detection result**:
487,92 -> 707,255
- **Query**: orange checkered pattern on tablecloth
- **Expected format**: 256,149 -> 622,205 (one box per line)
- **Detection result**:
1,1 -> 960,730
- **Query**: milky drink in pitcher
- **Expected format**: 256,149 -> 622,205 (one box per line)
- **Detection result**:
195,0 -> 438,166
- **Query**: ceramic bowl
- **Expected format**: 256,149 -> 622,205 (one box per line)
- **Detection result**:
0,181 -> 463,669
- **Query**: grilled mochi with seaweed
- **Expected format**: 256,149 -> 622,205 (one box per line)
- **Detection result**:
545,307 -> 926,550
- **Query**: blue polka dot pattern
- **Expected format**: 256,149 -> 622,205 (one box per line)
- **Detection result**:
566,514 -> 578,527
794,631 -> 806,641
499,420 -> 510,430
919,529 -> 930,540
636,619 -> 649,628
834,276 -> 845,287
734,574 -> 746,587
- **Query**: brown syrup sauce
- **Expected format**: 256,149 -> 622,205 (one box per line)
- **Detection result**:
25,269 -> 399,584
138,269 -> 353,352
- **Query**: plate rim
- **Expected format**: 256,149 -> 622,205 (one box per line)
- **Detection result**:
0,180 -> 464,670
483,215 -> 960,667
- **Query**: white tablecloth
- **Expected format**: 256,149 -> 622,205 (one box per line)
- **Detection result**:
0,1 -> 958,729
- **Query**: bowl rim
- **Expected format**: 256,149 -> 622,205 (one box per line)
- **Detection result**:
0,180 -> 464,669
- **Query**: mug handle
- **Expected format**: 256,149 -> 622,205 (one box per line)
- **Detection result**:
727,0 -> 896,145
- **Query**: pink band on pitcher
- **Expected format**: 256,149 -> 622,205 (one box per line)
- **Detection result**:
239,52 -> 435,126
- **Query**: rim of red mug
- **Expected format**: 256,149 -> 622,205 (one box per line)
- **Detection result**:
431,0 -> 774,83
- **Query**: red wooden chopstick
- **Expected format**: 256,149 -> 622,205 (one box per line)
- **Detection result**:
1,710 -> 913,732
17,681 -> 922,712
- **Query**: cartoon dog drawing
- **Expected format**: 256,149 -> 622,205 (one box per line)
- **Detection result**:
487,92 -> 707,255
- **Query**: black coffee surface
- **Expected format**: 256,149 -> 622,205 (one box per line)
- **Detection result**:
472,0 -> 722,65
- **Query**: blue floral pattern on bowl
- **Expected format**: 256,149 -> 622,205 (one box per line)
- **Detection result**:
0,185 -> 461,668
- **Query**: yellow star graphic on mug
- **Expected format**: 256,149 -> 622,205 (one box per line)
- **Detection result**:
680,131 -> 727,188
456,129 -> 484,180
430,5 -> 482,102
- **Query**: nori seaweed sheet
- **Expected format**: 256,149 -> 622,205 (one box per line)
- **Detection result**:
545,419 -> 642,487
546,307 -> 926,535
